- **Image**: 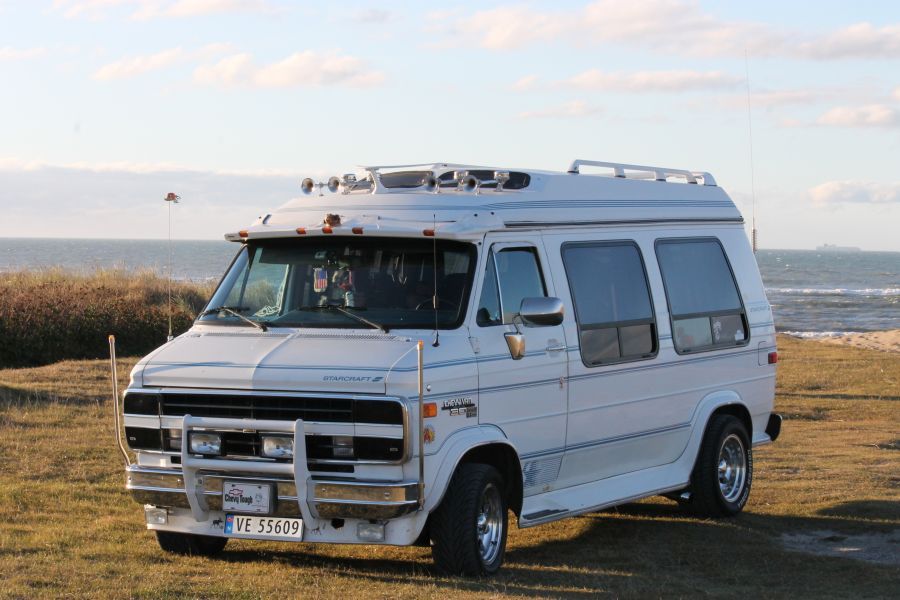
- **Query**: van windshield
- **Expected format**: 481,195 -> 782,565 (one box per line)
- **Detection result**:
200,237 -> 476,330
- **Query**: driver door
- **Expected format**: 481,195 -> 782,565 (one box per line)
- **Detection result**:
472,240 -> 569,495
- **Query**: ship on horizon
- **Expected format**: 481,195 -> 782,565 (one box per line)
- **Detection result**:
816,243 -> 861,252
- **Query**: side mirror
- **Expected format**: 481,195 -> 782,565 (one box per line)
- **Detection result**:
518,297 -> 564,327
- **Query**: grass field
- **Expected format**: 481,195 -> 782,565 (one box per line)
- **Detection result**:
0,335 -> 897,598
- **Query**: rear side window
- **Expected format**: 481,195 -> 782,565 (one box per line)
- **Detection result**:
562,242 -> 657,366
655,238 -> 749,353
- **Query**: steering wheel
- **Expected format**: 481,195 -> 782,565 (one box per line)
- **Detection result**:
415,298 -> 458,310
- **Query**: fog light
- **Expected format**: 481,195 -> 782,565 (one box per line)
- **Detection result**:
357,522 -> 385,542
261,435 -> 294,459
189,431 -> 222,456
144,506 -> 168,525
332,435 -> 354,458
166,428 -> 182,451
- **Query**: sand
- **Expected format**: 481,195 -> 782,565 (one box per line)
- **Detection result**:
819,329 -> 900,354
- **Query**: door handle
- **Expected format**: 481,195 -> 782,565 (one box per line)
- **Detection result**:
545,343 -> 566,353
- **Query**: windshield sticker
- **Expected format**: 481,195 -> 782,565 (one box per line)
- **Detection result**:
442,397 -> 477,418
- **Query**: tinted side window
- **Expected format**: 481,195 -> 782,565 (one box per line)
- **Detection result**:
563,242 -> 657,365
477,247 -> 546,326
655,239 -> 748,353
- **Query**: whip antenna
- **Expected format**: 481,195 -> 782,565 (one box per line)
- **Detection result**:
431,213 -> 440,347
744,50 -> 758,254
164,192 -> 180,341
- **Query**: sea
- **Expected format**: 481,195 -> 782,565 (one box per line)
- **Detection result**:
1,238 -> 897,337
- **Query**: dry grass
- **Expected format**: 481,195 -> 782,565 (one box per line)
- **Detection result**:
0,335 -> 898,599
0,269 -> 213,368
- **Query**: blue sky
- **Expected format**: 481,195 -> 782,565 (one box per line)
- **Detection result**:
1,0 -> 899,250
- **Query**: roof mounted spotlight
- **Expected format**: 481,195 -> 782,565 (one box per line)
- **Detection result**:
301,177 -> 315,195
494,171 -> 510,191
423,173 -> 440,193
327,176 -> 341,193
455,170 -> 480,193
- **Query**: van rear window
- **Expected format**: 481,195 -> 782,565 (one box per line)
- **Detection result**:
562,242 -> 657,366
655,238 -> 749,353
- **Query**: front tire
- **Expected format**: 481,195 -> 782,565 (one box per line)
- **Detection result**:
689,414 -> 753,517
429,463 -> 508,576
155,530 -> 228,556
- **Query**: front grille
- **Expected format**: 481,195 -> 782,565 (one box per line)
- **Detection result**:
165,432 -> 400,462
158,393 -> 403,425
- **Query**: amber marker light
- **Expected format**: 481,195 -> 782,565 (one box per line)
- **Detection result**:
296,227 -> 307,235
322,226 -> 333,234
423,402 -> 438,418
423,229 -> 435,237
352,227 -> 364,234
238,230 -> 249,238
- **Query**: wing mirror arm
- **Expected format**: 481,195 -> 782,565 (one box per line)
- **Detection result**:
504,315 -> 526,360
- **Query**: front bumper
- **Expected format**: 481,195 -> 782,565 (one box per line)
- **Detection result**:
126,466 -> 420,521
127,415 -> 419,525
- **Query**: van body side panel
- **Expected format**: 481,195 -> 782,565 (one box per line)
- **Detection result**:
542,224 -> 773,493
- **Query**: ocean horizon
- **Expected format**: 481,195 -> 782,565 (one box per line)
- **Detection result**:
2,237 -> 897,336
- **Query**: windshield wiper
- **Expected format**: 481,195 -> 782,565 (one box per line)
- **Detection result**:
198,305 -> 268,332
297,305 -> 389,333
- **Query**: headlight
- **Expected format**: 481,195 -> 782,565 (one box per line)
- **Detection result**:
188,431 -> 222,456
261,435 -> 294,459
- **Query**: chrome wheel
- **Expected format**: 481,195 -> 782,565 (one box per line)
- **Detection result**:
476,482 -> 504,565
718,433 -> 747,503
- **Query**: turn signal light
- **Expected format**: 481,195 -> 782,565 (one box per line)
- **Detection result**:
768,351 -> 778,364
423,402 -> 437,418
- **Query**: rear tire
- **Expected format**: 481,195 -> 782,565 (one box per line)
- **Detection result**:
689,414 -> 753,517
155,530 -> 228,556
430,463 -> 508,576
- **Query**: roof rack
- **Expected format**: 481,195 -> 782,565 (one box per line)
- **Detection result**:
567,159 -> 717,186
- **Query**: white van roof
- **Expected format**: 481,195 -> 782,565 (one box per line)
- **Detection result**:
226,159 -> 742,242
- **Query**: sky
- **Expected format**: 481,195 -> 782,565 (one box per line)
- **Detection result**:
1,0 -> 899,250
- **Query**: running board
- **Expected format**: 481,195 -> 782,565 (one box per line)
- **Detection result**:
518,465 -> 689,528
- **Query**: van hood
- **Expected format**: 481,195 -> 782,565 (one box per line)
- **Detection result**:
135,328 -> 420,394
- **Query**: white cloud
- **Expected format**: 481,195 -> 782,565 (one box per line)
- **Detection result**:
51,0 -> 273,20
511,74 -> 539,91
566,69 -> 740,92
894,87 -> 900,101
0,46 -> 47,61
439,1 -> 900,60
517,100 -> 601,119
797,23 -> 900,59
351,8 -> 392,24
194,51 -> 385,88
815,104 -> 900,128
809,181 -> 900,205
93,47 -> 184,80
132,0 -> 273,20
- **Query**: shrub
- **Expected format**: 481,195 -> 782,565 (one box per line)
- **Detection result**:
0,269 -> 214,368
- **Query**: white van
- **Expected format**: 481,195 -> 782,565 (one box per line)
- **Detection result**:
121,160 -> 781,575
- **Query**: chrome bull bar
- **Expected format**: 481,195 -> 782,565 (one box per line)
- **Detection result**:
179,415 -> 316,527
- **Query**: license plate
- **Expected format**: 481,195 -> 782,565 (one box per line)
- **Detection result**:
222,481 -> 271,514
224,514 -> 303,540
